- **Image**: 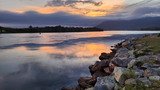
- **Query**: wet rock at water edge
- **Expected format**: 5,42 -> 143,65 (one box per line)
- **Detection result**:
92,71 -> 109,78
94,76 -> 116,90
89,61 -> 110,76
78,77 -> 97,89
99,52 -> 111,61
61,87 -> 76,90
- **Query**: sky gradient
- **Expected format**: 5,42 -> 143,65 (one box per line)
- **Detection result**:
0,0 -> 160,27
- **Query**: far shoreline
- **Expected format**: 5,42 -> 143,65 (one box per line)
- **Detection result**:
0,26 -> 103,34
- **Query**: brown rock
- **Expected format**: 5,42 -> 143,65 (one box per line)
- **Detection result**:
104,67 -> 110,74
61,87 -> 76,90
89,61 -> 109,75
99,52 -> 110,60
78,77 -> 97,89
92,71 -> 108,78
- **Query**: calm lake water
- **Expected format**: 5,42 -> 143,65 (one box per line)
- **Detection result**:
0,31 -> 160,90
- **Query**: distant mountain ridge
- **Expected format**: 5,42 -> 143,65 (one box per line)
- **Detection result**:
96,17 -> 160,30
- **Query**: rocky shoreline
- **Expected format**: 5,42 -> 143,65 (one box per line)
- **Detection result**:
62,34 -> 160,90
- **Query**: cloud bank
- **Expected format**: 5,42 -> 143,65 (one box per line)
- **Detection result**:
0,0 -> 160,27
0,11 -> 103,27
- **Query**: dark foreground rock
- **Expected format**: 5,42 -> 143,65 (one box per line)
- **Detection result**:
78,77 -> 97,89
99,52 -> 111,60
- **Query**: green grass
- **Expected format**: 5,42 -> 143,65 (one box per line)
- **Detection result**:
134,36 -> 160,54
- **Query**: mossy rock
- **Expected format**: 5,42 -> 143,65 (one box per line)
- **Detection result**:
124,69 -> 136,79
122,84 -> 136,90
134,50 -> 146,58
121,83 -> 149,90
118,69 -> 136,85
134,47 -> 152,58
150,80 -> 160,88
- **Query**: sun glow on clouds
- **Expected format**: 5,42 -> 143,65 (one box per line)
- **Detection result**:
11,0 -> 125,17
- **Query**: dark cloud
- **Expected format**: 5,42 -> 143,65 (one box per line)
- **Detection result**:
0,11 -> 103,27
125,0 -> 153,8
45,0 -> 103,7
101,6 -> 160,20
0,1 -> 160,27
132,7 -> 160,16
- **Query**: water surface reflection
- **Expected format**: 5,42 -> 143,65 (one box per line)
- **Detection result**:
0,31 -> 160,90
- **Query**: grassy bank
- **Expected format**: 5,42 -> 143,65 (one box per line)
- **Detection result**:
133,34 -> 160,57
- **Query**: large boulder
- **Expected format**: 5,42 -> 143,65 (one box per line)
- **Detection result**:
94,76 -> 116,90
89,61 -> 109,72
115,48 -> 134,60
113,67 -> 136,85
111,48 -> 135,67
89,61 -> 110,77
113,67 -> 127,84
112,58 -> 133,67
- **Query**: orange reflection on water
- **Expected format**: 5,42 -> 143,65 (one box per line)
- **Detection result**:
39,43 -> 111,58
16,46 -> 27,51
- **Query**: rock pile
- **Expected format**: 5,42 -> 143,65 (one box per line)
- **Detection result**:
62,34 -> 160,90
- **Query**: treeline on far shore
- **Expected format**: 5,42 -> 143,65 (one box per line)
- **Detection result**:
0,26 -> 103,33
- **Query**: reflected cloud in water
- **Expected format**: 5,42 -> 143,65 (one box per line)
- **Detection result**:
0,62 -> 90,90
39,43 -> 111,58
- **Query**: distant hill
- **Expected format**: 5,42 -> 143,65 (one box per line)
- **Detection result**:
96,17 -> 160,30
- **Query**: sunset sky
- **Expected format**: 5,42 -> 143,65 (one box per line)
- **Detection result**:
0,0 -> 160,27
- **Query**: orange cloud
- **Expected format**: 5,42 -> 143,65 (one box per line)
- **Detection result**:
12,0 -> 125,17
